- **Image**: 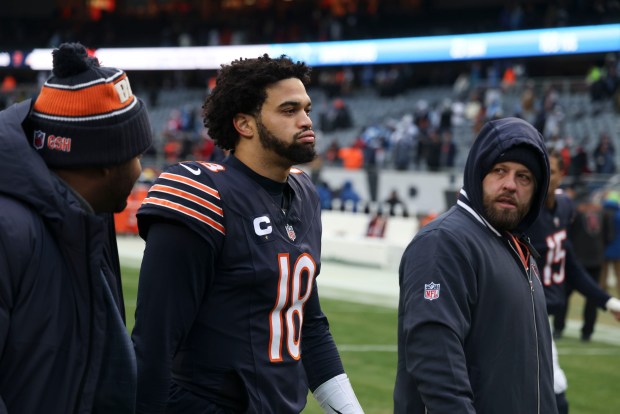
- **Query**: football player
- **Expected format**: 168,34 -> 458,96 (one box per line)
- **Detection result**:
528,150 -> 620,414
132,54 -> 363,413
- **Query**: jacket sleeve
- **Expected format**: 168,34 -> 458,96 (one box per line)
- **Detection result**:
564,239 -> 610,309
399,229 -> 477,413
0,199 -> 38,413
301,283 -> 345,391
132,221 -> 215,414
0,237 -> 11,413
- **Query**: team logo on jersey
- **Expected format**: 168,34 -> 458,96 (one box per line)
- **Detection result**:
285,224 -> 296,241
424,282 -> 440,300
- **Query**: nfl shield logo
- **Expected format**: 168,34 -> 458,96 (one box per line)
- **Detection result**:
33,130 -> 45,149
424,282 -> 440,301
285,224 -> 296,241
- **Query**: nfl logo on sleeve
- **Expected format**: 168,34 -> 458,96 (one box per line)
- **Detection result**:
424,282 -> 440,301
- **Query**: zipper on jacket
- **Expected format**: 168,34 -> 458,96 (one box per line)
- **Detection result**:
507,239 -> 541,414
74,220 -> 95,413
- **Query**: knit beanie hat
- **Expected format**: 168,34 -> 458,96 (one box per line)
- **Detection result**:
28,42 -> 152,168
494,144 -> 544,185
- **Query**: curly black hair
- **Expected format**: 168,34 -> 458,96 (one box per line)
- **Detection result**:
202,54 -> 311,151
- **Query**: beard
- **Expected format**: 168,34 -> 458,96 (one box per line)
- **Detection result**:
483,192 -> 531,231
256,118 -> 316,165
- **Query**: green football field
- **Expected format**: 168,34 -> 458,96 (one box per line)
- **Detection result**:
121,265 -> 620,413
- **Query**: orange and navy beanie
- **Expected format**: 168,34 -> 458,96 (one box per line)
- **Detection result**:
28,42 -> 153,168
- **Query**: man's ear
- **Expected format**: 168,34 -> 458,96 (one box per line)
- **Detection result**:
233,113 -> 255,139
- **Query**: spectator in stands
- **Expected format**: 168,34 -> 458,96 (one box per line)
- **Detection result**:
391,115 -> 416,171
338,180 -> 362,212
316,180 -> 334,210
323,140 -> 342,166
425,129 -> 442,172
593,132 -> 616,174
439,130 -> 458,170
569,143 -> 591,180
586,63 -> 606,102
320,97 -> 353,131
518,80 -> 538,125
338,144 -> 364,170
438,98 -> 453,133
385,189 -> 409,217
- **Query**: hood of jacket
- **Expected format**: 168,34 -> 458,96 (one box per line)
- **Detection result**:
0,100 -> 83,231
460,117 -> 550,234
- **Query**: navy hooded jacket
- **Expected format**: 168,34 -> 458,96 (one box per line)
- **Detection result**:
394,117 -> 557,414
0,100 -> 135,413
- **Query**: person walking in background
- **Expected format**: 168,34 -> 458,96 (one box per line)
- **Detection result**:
553,187 -> 614,342
394,117 -> 557,413
0,43 -> 153,413
602,190 -> 620,297
132,54 -> 363,413
528,151 -> 620,414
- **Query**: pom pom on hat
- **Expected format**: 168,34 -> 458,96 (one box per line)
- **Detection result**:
28,42 -> 152,167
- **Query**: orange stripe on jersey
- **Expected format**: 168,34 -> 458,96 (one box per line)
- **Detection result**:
159,172 -> 221,199
142,197 -> 225,235
149,184 -> 223,216
34,73 -> 135,117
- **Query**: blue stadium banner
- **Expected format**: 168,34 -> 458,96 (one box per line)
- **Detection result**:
22,24 -> 620,71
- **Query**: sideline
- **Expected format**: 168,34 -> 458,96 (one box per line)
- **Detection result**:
116,235 -> 620,346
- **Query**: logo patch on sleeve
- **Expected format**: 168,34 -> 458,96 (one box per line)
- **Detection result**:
424,282 -> 441,301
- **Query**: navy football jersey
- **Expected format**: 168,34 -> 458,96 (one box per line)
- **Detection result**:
136,156 -> 339,412
528,192 -> 575,312
529,192 -> 609,314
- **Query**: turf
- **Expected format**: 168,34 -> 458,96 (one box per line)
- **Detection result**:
121,265 -> 620,413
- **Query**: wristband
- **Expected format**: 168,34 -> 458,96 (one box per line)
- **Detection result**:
312,373 -> 364,414
605,297 -> 620,312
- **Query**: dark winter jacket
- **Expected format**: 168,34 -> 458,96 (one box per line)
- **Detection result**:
394,117 -> 557,414
0,100 -> 135,413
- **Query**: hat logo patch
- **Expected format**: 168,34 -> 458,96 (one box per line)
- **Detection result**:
47,134 -> 72,153
424,282 -> 440,301
33,130 -> 45,149
114,78 -> 133,103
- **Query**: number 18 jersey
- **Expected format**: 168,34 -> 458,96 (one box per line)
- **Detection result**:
136,156 -> 335,412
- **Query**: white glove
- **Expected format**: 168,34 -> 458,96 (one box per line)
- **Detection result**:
605,297 -> 620,313
313,373 -> 364,414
